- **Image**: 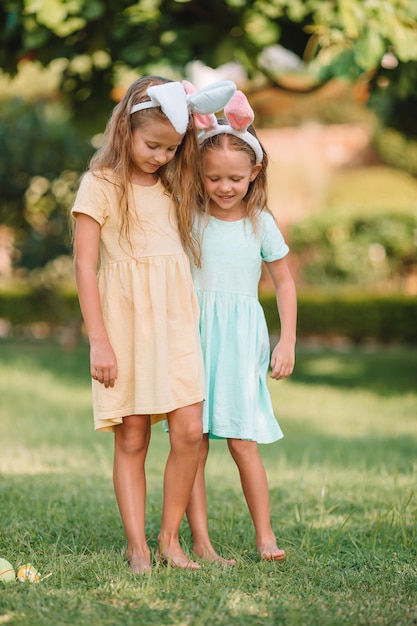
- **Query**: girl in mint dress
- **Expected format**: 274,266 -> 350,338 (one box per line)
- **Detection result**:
185,91 -> 297,564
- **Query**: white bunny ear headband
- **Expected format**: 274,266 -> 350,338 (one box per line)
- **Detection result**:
130,79 -> 237,135
197,90 -> 263,164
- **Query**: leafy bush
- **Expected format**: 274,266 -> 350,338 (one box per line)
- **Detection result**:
373,127 -> 417,177
289,167 -> 417,289
0,287 -> 80,327
291,211 -> 417,286
1,288 -> 416,344
0,98 -> 92,269
261,292 -> 417,344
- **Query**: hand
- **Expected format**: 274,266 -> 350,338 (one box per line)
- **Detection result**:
90,340 -> 118,388
270,341 -> 295,380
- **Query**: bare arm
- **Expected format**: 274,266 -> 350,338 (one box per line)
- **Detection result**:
73,213 -> 118,388
265,257 -> 297,380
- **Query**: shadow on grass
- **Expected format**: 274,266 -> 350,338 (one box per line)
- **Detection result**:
292,347 -> 417,396
0,339 -> 90,385
1,339 -> 416,396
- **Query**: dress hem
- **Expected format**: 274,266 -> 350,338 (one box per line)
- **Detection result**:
205,429 -> 284,445
94,393 -> 205,432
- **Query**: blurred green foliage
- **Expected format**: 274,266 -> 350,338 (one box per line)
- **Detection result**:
0,99 -> 92,269
1,287 -> 416,344
261,291 -> 417,343
1,0 -> 417,131
373,127 -> 417,178
1,0 -> 417,283
290,167 -> 417,289
291,211 -> 416,287
369,59 -> 417,138
0,285 -> 80,327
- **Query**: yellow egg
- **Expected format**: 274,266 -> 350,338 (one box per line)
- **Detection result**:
17,564 -> 40,583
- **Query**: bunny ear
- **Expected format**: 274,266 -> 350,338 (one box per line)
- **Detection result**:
182,80 -> 197,94
194,112 -> 217,131
224,90 -> 254,131
187,80 -> 236,115
197,87 -> 264,164
146,82 -> 190,133
130,79 -> 236,134
182,80 -> 218,130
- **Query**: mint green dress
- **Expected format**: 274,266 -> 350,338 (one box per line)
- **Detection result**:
191,212 -> 289,444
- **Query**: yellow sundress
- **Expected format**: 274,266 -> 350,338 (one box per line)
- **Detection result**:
71,172 -> 204,432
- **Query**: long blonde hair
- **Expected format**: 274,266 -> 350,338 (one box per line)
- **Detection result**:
199,119 -> 270,228
88,76 -> 205,266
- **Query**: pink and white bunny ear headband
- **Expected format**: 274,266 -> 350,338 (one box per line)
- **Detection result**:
197,90 -> 263,164
130,80 -> 237,135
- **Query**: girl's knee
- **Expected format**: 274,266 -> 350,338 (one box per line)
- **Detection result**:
169,419 -> 203,449
182,419 -> 203,446
228,438 -> 257,462
168,403 -> 203,447
116,433 -> 149,456
114,416 -> 150,455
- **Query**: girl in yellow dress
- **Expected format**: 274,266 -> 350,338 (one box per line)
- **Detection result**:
71,75 -> 235,573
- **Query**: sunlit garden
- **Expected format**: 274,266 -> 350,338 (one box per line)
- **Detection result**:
1,2 -> 417,624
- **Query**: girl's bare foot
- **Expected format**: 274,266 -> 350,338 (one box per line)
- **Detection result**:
193,544 -> 236,566
128,551 -> 152,574
257,541 -> 285,561
156,547 -> 200,570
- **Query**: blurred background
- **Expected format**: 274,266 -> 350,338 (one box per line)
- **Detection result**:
1,0 -> 416,346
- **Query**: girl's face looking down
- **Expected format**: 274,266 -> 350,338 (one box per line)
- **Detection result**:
203,146 -> 262,221
131,119 -> 184,185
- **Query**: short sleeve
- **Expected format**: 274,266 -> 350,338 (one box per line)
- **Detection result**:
71,172 -> 110,226
260,212 -> 289,262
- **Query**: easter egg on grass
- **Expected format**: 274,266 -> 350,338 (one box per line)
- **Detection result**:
17,563 -> 40,583
0,558 -> 15,583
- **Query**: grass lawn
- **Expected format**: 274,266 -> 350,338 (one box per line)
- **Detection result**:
0,339 -> 416,625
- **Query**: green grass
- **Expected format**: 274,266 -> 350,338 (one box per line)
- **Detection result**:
0,340 -> 416,625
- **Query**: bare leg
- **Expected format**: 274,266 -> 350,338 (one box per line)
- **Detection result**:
157,402 -> 203,569
227,438 -> 285,561
186,434 -> 236,565
113,414 -> 151,574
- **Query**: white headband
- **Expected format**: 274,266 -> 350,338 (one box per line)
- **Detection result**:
130,80 -> 237,135
197,90 -> 263,164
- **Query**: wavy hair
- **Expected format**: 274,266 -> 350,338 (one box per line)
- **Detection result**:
87,76 -> 206,266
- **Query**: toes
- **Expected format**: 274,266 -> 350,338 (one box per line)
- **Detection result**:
260,549 -> 285,562
156,550 -> 200,570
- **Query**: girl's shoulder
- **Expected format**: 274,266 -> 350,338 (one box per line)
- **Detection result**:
73,169 -> 121,221
256,209 -> 285,235
83,168 -> 120,188
257,209 -> 289,259
77,169 -> 123,203
257,209 -> 277,226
